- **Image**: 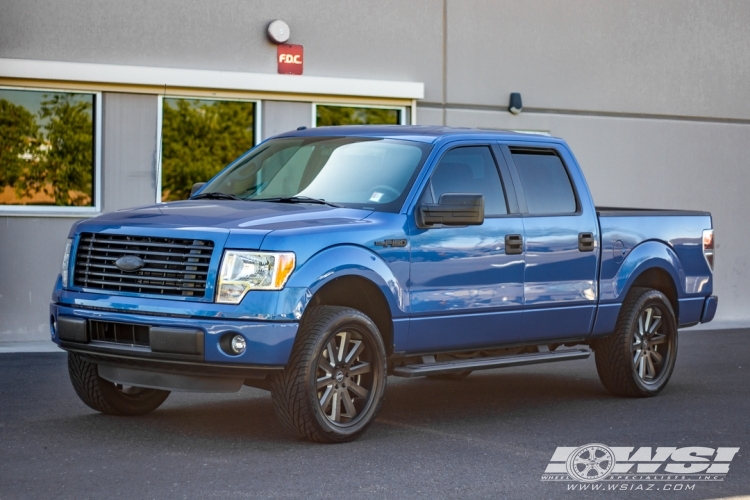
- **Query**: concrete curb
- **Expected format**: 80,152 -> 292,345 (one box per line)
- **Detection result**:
0,342 -> 63,353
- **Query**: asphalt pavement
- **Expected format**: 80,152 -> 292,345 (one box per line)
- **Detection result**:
1,329 -> 748,500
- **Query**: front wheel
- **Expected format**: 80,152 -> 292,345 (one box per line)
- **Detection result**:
67,352 -> 170,415
271,306 -> 387,443
594,288 -> 678,397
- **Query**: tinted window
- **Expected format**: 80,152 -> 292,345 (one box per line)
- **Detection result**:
425,146 -> 507,216
511,151 -> 577,214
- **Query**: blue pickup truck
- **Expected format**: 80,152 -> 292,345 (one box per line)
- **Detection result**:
51,126 -> 717,443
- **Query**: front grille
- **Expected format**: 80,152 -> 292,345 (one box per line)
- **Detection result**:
74,233 -> 214,297
89,320 -> 149,346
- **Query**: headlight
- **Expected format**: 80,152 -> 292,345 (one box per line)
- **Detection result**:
61,239 -> 72,288
216,251 -> 295,304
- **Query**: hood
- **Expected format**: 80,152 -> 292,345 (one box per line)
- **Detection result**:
76,200 -> 373,232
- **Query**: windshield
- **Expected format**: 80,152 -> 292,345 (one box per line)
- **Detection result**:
199,136 -> 432,212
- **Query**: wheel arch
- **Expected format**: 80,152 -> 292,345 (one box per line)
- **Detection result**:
287,245 -> 405,355
613,240 -> 685,308
593,241 -> 684,336
628,267 -> 679,319
305,275 -> 395,356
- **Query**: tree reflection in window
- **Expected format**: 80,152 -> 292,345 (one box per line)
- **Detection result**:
316,105 -> 401,127
161,98 -> 255,201
0,89 -> 94,206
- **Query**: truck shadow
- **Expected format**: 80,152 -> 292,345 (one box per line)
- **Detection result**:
56,368 -> 614,446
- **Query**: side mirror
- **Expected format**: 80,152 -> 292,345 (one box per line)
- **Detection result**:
418,193 -> 484,228
189,182 -> 206,198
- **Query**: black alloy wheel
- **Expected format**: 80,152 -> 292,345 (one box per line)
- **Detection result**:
595,287 -> 678,397
271,306 -> 387,443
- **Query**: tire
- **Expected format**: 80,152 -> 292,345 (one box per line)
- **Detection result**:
67,352 -> 170,416
270,306 -> 387,443
594,287 -> 678,397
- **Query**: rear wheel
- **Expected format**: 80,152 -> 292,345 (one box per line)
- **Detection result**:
67,352 -> 170,415
271,306 -> 387,443
594,288 -> 678,397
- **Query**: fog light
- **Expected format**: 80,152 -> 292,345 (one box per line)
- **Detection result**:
50,315 -> 57,339
230,335 -> 246,355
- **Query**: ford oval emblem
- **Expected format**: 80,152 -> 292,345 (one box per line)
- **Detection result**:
115,255 -> 145,272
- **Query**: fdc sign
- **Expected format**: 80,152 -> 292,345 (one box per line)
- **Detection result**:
277,44 -> 303,75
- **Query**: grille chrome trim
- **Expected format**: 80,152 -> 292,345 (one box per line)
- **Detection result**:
74,233 -> 214,297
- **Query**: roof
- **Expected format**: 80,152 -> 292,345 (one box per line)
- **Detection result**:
271,125 -> 560,145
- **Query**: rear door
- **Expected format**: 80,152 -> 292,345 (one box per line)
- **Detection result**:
407,143 -> 525,352
501,144 -> 600,342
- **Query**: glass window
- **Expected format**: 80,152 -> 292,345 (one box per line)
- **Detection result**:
424,146 -> 508,216
511,150 -> 577,214
315,105 -> 402,126
201,137 -> 431,213
160,98 -> 256,201
0,88 -> 96,208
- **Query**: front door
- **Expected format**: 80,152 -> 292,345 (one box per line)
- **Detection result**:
407,144 -> 524,353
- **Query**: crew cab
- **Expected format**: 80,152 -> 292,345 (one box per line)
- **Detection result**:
51,126 -> 717,443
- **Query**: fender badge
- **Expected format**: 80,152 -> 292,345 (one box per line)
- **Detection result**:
375,239 -> 407,248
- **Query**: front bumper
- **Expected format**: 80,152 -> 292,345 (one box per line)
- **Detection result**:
50,303 -> 298,373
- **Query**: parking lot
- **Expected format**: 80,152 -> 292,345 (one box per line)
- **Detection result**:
1,328 -> 748,499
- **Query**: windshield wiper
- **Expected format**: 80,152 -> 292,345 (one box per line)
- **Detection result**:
190,192 -> 242,201
255,196 -> 342,208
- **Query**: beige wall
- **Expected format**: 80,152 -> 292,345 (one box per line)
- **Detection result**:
446,0 -> 750,120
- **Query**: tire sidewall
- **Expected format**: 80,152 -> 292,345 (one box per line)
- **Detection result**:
306,311 -> 387,440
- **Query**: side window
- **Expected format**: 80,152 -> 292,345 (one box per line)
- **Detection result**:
425,146 -> 508,216
511,150 -> 577,214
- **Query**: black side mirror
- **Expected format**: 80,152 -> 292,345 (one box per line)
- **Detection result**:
189,182 -> 206,198
418,193 -> 484,228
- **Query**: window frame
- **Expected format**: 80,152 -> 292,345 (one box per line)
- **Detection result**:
0,85 -> 102,215
155,94 -> 261,204
311,102 -> 408,127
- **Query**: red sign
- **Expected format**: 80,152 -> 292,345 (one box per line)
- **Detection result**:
277,44 -> 303,75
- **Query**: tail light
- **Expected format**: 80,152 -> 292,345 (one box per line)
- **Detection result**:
702,229 -> 714,271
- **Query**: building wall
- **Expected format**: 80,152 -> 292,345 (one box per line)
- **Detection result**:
101,93 -> 159,212
444,0 -> 750,119
1,0 -> 748,341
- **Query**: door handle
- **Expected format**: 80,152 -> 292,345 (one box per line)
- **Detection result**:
505,234 -> 523,255
578,232 -> 596,252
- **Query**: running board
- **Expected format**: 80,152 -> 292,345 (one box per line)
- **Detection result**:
392,348 -> 591,378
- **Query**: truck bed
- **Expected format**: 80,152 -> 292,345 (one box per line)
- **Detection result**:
596,207 -> 713,328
